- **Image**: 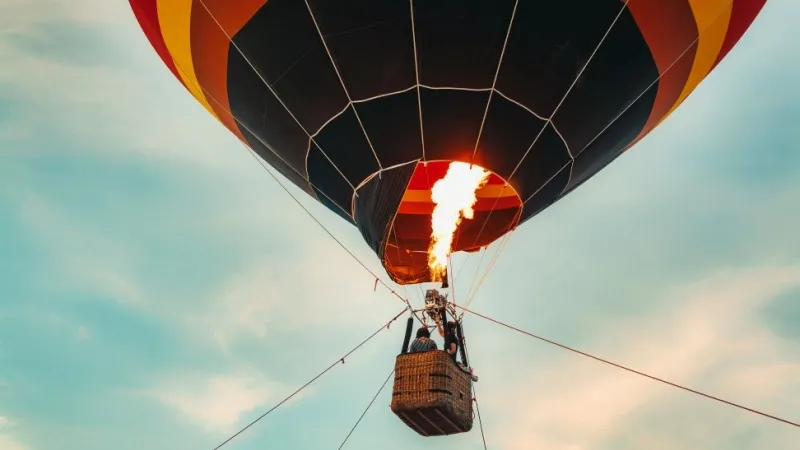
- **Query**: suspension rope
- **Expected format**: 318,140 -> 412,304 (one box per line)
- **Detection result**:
153,24 -> 423,315
460,321 -> 488,449
473,388 -> 488,450
244,145 -> 425,326
454,206 -> 522,322
455,304 -> 800,429
461,227 -> 516,314
455,228 -> 517,322
391,227 -> 414,307
456,243 -> 487,287
211,307 -> 408,450
336,369 -> 395,449
448,254 -> 457,305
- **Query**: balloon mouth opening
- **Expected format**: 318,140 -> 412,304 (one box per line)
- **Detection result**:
382,160 -> 522,285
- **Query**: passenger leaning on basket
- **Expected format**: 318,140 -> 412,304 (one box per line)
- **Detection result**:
409,327 -> 438,352
436,321 -> 459,363
437,321 -> 479,382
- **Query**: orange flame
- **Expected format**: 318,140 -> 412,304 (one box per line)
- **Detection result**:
427,162 -> 491,280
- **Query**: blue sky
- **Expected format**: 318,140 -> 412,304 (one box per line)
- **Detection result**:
1,1 -> 799,449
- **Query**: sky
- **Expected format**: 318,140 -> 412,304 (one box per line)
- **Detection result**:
0,1 -> 799,449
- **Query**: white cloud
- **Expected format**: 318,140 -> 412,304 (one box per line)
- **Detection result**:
0,416 -> 25,450
76,325 -> 91,341
189,245 -> 405,351
0,0 -> 128,29
479,265 -> 800,450
9,184 -> 403,351
0,435 -> 26,450
0,0 -> 245,168
142,371 -> 303,434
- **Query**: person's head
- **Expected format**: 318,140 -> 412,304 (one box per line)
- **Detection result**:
446,321 -> 457,334
416,327 -> 431,339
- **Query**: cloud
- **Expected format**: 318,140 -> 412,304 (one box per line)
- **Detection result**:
0,435 -> 26,450
8,178 -> 403,349
480,265 -> 800,450
0,0 -> 128,29
141,370 -> 303,434
76,326 -> 91,341
0,416 -> 25,450
186,242 -> 406,351
0,0 -> 245,168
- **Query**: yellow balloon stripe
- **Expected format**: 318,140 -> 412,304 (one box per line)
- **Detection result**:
156,0 -> 220,121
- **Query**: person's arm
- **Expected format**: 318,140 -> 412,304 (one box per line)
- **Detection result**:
447,342 -> 457,355
436,322 -> 445,337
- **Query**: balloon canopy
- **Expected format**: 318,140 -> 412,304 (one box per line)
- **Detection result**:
129,0 -> 766,285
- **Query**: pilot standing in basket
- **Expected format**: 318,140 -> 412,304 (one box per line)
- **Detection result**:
437,321 -> 459,362
437,321 -> 479,382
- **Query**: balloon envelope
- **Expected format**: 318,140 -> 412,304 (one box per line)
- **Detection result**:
129,0 -> 766,284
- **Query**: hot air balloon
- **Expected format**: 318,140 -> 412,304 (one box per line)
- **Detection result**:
129,0 -> 766,438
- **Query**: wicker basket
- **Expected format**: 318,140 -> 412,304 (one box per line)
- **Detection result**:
390,350 -> 474,436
